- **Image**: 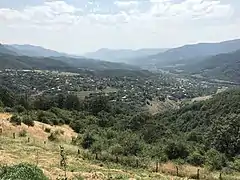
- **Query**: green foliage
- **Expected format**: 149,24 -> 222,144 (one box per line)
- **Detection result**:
10,115 -> 22,125
0,163 -> 48,180
229,157 -> 240,171
164,141 -> 189,160
14,105 -> 26,113
22,115 -> 35,127
81,132 -> 95,149
0,86 -> 16,107
207,114 -> 240,156
37,111 -> 59,125
205,149 -> 227,170
0,100 -> 3,107
187,151 -> 205,166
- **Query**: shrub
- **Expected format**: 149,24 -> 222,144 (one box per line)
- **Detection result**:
37,111 -> 59,125
164,141 -> 189,160
205,149 -> 227,170
81,133 -> 95,149
22,115 -> 34,127
48,131 -> 60,142
44,127 -> 51,133
10,115 -> 22,125
19,129 -> 27,137
14,105 -> 26,113
0,163 -> 48,180
187,151 -> 205,166
4,107 -> 13,113
229,157 -> 240,171
0,100 -> 3,107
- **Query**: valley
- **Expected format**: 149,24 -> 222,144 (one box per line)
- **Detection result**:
0,39 -> 240,180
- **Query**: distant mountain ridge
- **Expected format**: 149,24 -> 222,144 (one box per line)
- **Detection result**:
0,44 -> 18,56
131,39 -> 240,67
181,49 -> 240,83
5,44 -> 81,58
0,44 -> 139,71
84,48 -> 168,62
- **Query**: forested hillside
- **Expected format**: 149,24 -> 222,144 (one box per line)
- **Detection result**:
0,52 -> 138,71
131,39 -> 240,67
0,53 -> 70,70
0,83 -> 239,172
181,50 -> 240,83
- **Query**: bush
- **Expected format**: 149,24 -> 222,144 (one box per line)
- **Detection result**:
22,115 -> 34,127
4,107 -> 13,112
0,100 -> 3,107
229,157 -> 240,171
81,133 -> 95,149
164,141 -> 189,160
37,111 -> 59,125
14,105 -> 26,113
10,115 -> 22,125
19,129 -> 27,137
187,151 -> 205,166
0,163 -> 48,180
48,131 -> 60,142
205,149 -> 227,170
44,127 -> 51,133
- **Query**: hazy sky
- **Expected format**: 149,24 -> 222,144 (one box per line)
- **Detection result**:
0,0 -> 239,54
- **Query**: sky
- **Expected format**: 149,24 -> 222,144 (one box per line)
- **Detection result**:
0,0 -> 239,54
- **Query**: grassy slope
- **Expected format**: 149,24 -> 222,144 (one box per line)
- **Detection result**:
0,113 -> 239,180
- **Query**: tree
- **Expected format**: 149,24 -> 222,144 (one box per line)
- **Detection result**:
10,114 -> 22,125
0,100 -> 3,107
65,94 -> 80,110
109,144 -> 124,162
81,132 -> 95,149
205,149 -> 227,170
207,114 -> 240,156
164,141 -> 189,160
0,87 -> 16,107
187,151 -> 205,166
91,140 -> 104,160
14,105 -> 26,113
0,163 -> 48,180
22,115 -> 35,127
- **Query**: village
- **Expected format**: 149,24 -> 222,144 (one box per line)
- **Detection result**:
0,69 -> 231,110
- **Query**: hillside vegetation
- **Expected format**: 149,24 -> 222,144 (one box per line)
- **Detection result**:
132,39 -> 240,67
181,50 -> 240,83
0,83 -> 240,179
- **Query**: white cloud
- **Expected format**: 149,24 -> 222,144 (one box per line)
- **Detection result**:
114,1 -> 139,8
0,0 -> 238,53
0,1 -> 82,27
148,0 -> 233,20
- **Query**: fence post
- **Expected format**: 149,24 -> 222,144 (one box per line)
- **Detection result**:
27,137 -> 30,143
13,133 -> 15,139
176,166 -> 179,176
155,161 -> 159,172
197,169 -> 200,179
136,158 -> 139,168
219,172 -> 222,180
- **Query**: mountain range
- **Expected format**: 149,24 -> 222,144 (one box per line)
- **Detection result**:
129,39 -> 240,67
0,44 -> 138,71
84,48 -> 168,62
0,39 -> 240,83
179,49 -> 240,83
